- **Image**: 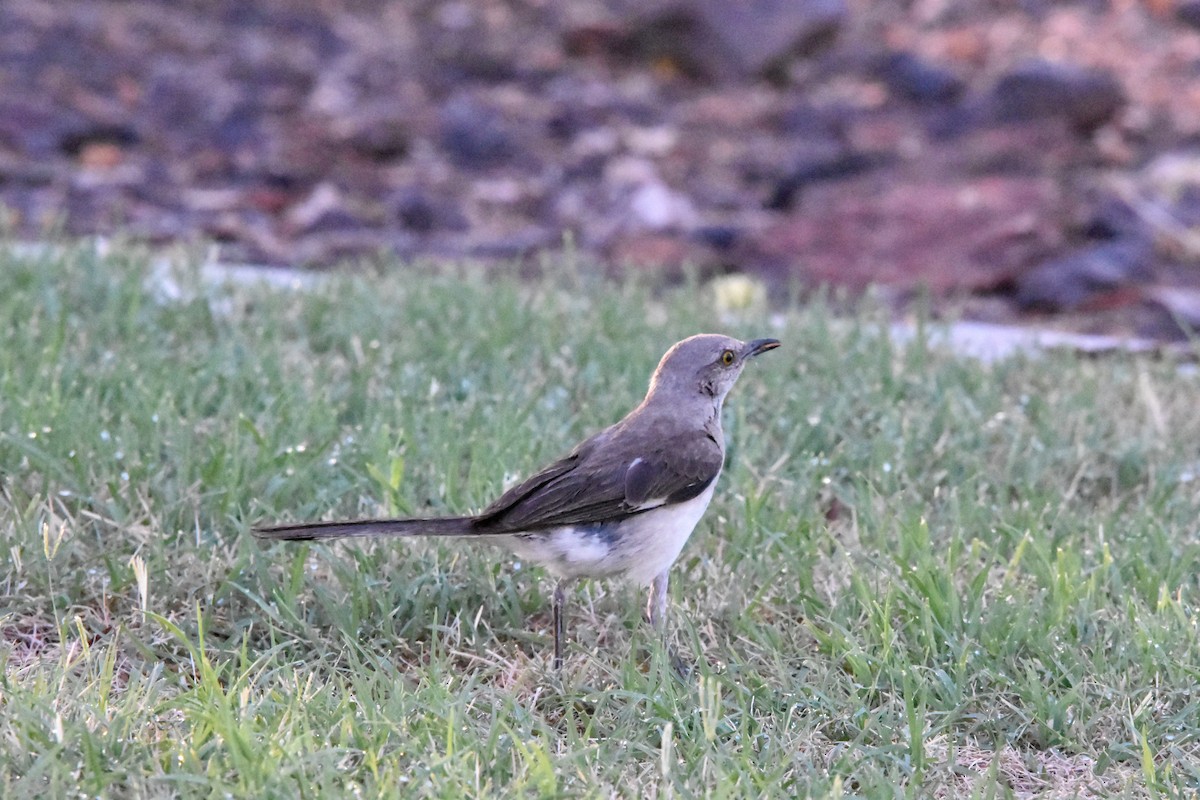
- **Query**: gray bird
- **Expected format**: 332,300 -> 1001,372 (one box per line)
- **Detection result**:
254,333 -> 780,669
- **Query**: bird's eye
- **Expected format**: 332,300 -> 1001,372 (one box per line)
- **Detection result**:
720,349 -> 735,366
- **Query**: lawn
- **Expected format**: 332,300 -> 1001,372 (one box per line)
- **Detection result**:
2,243 -> 1199,798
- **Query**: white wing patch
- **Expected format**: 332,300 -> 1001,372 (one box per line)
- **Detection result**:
633,496 -> 668,511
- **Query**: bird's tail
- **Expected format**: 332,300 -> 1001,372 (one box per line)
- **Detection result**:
252,516 -> 478,541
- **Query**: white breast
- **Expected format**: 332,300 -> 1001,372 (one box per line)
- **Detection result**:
617,478 -> 718,586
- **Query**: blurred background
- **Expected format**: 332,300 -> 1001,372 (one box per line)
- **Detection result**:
3,0 -> 1200,337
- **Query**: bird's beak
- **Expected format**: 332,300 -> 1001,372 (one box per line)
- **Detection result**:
744,338 -> 781,358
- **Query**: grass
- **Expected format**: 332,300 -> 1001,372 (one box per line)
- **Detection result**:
2,242 -> 1200,798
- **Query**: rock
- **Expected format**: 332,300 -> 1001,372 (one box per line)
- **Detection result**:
1178,0 -> 1200,30
875,52 -> 965,105
693,225 -> 740,250
213,104 -> 266,156
1143,286 -> 1200,335
938,116 -> 1093,175
1078,194 -> 1144,241
295,207 -> 369,237
242,175 -> 303,215
589,0 -> 846,80
0,95 -> 87,157
334,103 -> 414,162
58,124 -> 141,160
1140,151 -> 1200,203
1014,238 -> 1154,311
766,149 -> 894,210
628,181 -> 697,230
0,153 -> 54,186
691,0 -> 846,77
285,182 -> 342,230
1095,152 -> 1200,262
990,60 -> 1125,133
64,183 -> 137,233
774,101 -> 851,138
1178,181 -> 1200,223
748,175 -> 1064,293
389,187 -> 467,234
439,95 -> 518,169
76,142 -> 126,170
284,182 -> 373,236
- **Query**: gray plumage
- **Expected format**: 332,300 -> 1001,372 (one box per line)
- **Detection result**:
254,333 -> 780,669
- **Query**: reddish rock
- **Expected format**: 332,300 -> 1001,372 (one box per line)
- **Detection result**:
748,175 -> 1065,293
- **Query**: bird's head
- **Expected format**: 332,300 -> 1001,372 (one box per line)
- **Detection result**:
647,333 -> 780,404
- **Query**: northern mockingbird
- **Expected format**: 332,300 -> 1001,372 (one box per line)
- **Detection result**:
254,333 -> 780,669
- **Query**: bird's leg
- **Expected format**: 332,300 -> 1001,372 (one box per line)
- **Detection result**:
645,570 -> 669,629
644,570 -> 690,678
552,580 -> 568,670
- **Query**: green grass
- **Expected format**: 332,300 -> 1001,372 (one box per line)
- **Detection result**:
3,242 -> 1200,798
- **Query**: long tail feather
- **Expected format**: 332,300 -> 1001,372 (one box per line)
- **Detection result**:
252,516 -> 478,541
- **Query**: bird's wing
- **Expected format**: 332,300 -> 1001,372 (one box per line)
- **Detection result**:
474,429 -> 723,532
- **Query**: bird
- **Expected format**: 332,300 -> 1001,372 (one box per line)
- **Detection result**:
254,333 -> 780,669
